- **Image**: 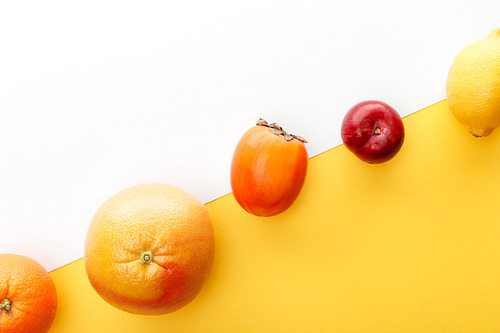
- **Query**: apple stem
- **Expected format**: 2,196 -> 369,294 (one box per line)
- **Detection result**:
256,118 -> 308,143
374,128 -> 381,135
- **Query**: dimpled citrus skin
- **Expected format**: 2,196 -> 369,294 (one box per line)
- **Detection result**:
446,29 -> 500,137
0,254 -> 58,333
84,183 -> 215,315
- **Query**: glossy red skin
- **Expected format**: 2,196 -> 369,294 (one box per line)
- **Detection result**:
230,125 -> 308,217
341,100 -> 404,164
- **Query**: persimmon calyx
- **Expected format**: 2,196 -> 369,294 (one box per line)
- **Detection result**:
140,251 -> 154,264
256,118 -> 308,143
0,298 -> 12,317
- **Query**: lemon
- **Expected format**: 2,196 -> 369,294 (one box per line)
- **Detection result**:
446,29 -> 500,137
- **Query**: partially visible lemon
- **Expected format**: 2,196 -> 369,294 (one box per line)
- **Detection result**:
446,29 -> 500,137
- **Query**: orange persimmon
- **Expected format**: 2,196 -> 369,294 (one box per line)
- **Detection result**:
230,119 -> 308,217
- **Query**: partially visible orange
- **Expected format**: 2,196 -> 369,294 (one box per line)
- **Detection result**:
84,183 -> 215,315
0,254 -> 58,333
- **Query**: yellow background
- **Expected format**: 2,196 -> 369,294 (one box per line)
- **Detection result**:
49,101 -> 500,332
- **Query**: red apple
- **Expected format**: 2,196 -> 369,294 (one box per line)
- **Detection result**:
341,100 -> 404,164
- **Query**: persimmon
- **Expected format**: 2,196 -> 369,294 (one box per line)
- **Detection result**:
230,119 -> 308,217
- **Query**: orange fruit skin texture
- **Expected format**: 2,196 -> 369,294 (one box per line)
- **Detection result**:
84,183 -> 215,315
230,125 -> 308,217
0,254 -> 58,333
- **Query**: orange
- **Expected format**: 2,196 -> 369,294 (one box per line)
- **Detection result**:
84,183 -> 215,315
0,254 -> 58,333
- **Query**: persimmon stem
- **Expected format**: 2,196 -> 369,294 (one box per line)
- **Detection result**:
256,118 -> 308,143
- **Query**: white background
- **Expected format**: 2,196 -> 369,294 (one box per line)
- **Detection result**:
1,1 -> 499,271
